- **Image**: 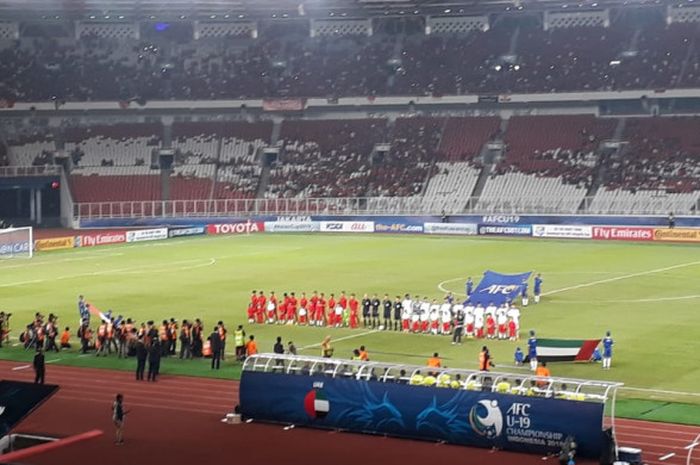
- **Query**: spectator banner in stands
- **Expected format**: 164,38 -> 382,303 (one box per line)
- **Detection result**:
0,240 -> 31,257
652,228 -> 700,243
34,236 -> 75,251
74,231 -> 127,248
240,371 -> 605,458
478,224 -> 532,236
168,226 -> 206,238
424,222 -> 478,235
126,228 -> 168,243
468,270 -> 531,306
206,222 -> 265,235
265,221 -> 321,233
319,221 -> 375,233
592,226 -> 654,241
262,99 -> 306,112
374,221 -> 424,234
532,225 -> 593,239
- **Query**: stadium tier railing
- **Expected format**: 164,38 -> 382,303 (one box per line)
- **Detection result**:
73,195 -> 700,219
0,166 -> 62,177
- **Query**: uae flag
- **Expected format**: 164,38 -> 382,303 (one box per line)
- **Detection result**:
526,338 -> 601,363
304,389 -> 330,419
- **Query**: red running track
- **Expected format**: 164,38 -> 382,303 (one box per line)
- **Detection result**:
2,361 -> 697,465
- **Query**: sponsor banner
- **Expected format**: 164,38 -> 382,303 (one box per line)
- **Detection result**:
469,270 -> 532,307
262,98 -> 306,112
0,241 -> 31,256
424,222 -> 478,236
34,236 -> 74,251
653,228 -> 700,243
206,222 -> 265,235
374,222 -> 424,234
319,221 -> 375,233
126,228 -> 168,243
532,225 -> 592,239
168,226 -> 206,238
592,226 -> 654,241
264,221 -> 321,233
478,224 -> 532,236
240,371 -> 604,458
75,231 -> 127,248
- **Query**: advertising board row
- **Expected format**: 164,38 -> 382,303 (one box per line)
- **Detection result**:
21,221 -> 700,256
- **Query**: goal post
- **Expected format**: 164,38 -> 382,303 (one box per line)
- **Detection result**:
0,226 -> 33,259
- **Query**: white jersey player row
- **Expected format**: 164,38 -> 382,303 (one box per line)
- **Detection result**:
399,297 -> 521,339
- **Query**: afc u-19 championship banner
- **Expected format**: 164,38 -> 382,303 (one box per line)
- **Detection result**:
525,339 -> 601,363
468,271 -> 532,306
240,371 -> 605,458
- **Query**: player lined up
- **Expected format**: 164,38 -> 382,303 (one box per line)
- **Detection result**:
247,290 -> 522,339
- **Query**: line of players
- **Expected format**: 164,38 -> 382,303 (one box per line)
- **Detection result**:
246,290 -> 522,339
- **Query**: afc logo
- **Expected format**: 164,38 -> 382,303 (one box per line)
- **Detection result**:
481,284 -> 519,295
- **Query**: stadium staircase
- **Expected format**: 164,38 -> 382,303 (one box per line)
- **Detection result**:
467,118 -> 508,209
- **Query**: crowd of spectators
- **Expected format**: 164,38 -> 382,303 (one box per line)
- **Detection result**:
2,14 -> 700,102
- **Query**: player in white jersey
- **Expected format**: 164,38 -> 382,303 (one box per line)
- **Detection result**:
474,312 -> 484,338
440,303 -> 453,335
506,304 -> 521,330
485,302 -> 497,319
464,307 -> 475,337
497,310 -> 508,340
429,303 -> 440,335
419,299 -> 431,333
401,296 -> 412,332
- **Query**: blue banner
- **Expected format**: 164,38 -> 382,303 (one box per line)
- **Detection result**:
478,224 -> 533,236
167,226 -> 206,238
240,371 -> 604,458
468,270 -> 532,306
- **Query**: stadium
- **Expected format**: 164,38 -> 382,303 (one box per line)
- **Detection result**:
1,0 -> 700,464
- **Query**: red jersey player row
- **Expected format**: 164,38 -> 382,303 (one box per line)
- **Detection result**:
247,290 -> 360,327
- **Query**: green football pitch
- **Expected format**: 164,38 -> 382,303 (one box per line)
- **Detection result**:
2,233 -> 700,415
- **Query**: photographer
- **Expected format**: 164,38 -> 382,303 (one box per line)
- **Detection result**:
479,345 -> 495,372
0,312 -> 10,347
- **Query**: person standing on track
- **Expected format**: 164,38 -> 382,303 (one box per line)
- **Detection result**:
135,337 -> 147,381
209,326 -> 222,370
147,340 -> 161,382
33,348 -> 45,384
112,394 -> 127,446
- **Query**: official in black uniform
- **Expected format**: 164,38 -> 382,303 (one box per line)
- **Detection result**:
452,309 -> 465,345
361,294 -> 371,328
135,338 -> 147,381
209,326 -> 222,370
33,348 -> 45,384
382,294 -> 392,330
393,296 -> 402,331
147,340 -> 161,382
370,294 -> 381,329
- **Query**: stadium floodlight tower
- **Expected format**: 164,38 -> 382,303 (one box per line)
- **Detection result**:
0,226 -> 33,259
241,353 -> 624,461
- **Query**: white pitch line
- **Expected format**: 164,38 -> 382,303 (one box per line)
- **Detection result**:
45,358 -> 62,364
621,386 -> 700,398
11,365 -> 30,371
299,330 -> 380,350
0,252 -> 124,270
543,260 -> 700,296
659,452 -> 675,461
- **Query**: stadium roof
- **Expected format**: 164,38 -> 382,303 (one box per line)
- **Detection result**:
0,0 -> 679,20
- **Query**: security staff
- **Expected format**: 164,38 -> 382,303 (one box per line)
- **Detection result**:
147,340 -> 161,382
33,348 -> 45,384
135,338 -> 147,381
191,319 -> 203,357
370,294 -> 381,329
233,325 -> 246,361
179,320 -> 192,359
209,326 -> 222,370
217,321 -> 227,361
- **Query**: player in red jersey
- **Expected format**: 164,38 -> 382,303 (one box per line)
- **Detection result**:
279,293 -> 289,324
309,291 -> 319,326
348,293 -> 359,329
327,294 -> 337,326
508,318 -> 517,341
317,293 -> 328,326
248,290 -> 257,323
486,314 -> 496,339
256,291 -> 266,324
298,292 -> 308,325
339,292 -> 348,311
268,291 -> 278,324
286,292 -> 297,324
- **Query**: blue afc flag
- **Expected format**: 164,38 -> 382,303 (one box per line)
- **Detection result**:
467,271 -> 532,307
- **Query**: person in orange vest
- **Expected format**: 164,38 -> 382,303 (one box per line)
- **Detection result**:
535,361 -> 551,388
44,315 -> 59,353
106,318 -> 116,355
217,321 -> 227,361
191,319 -> 203,357
119,319 -> 134,358
179,320 -> 192,359
96,321 -> 108,357
158,320 -> 169,356
427,352 -> 442,376
479,346 -> 495,372
168,318 -> 178,356
60,327 -> 71,349
359,345 -> 369,361
246,335 -> 258,358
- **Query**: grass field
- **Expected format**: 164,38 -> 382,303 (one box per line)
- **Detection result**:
2,233 -> 700,417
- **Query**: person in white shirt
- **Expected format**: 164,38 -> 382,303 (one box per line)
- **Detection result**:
419,298 -> 430,333
401,295 -> 412,332
485,302 -> 497,319
464,307 -> 475,338
429,304 -> 440,335
474,312 -> 484,339
497,310 -> 508,340
440,303 -> 453,335
506,304 -> 521,330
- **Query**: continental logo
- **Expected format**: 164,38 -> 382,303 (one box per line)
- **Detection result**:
34,236 -> 75,251
653,228 -> 700,242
